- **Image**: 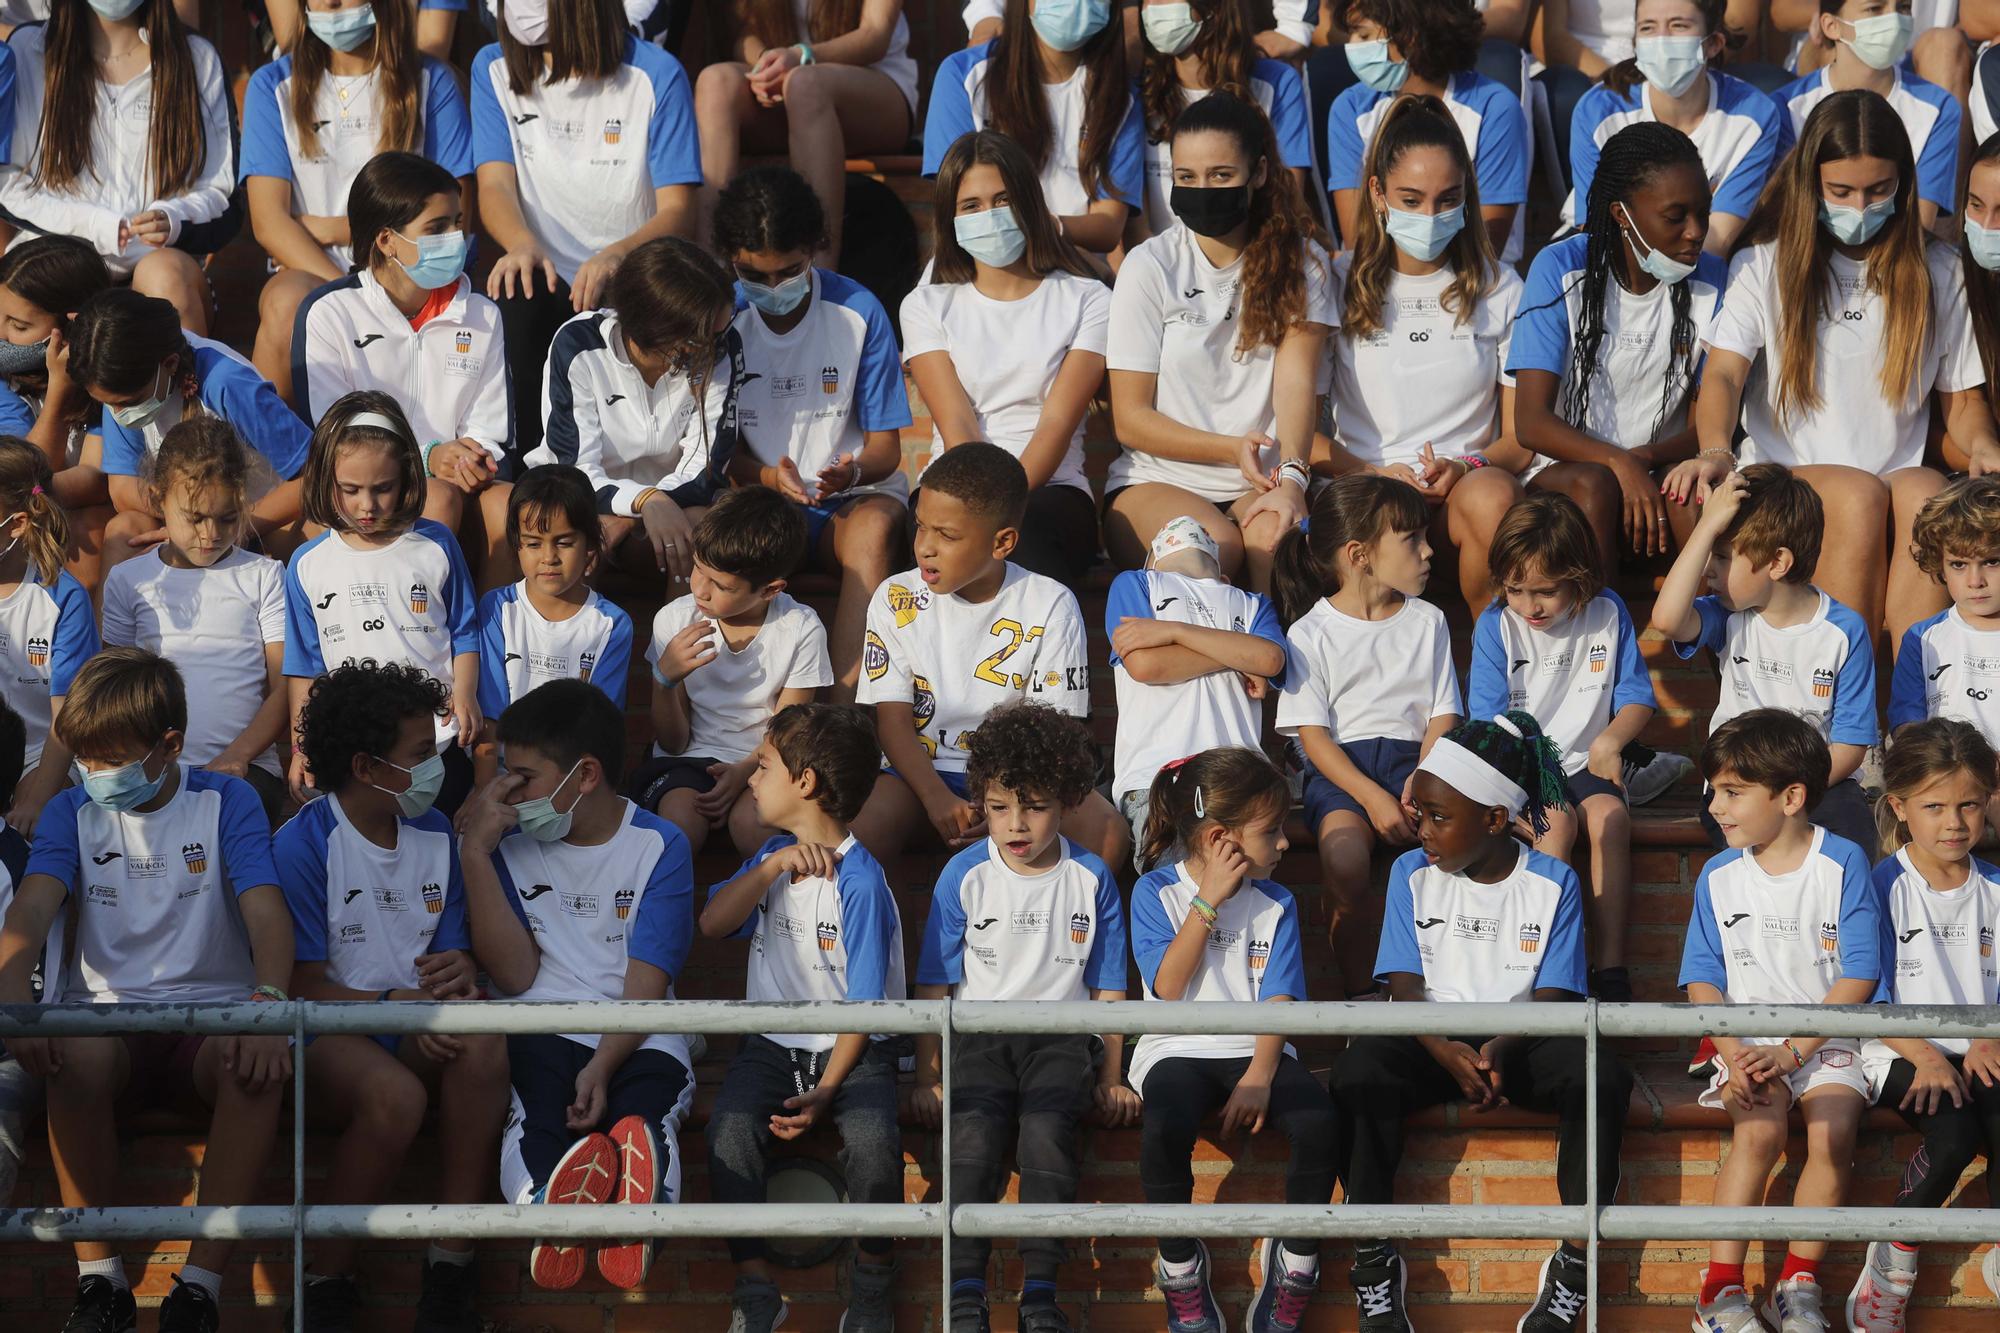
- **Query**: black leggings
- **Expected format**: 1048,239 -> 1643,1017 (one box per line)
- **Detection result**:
495,276 -> 575,470
1139,1055 -> 1341,1264
1877,1055 -> 2000,1209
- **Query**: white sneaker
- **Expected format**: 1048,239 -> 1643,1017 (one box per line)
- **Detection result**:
1624,748 -> 1695,806
1691,1278 -> 1770,1333
1981,1244 -> 1999,1300
1760,1275 -> 1830,1332
1844,1242 -> 1914,1332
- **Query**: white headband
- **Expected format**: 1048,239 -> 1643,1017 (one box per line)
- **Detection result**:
345,411 -> 405,437
1416,735 -> 1528,818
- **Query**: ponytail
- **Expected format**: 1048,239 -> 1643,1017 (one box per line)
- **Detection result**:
1138,746 -> 1290,872
1433,711 -> 1571,841
0,438 -> 70,585
1270,474 -> 1429,628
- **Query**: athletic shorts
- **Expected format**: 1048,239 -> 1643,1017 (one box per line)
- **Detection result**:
1698,1038 -> 1870,1110
1301,738 -> 1421,831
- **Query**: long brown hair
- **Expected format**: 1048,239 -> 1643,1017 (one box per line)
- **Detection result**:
929,130 -> 1098,284
1172,91 -> 1324,354
38,0 -> 207,197
1963,136 -> 2000,390
1737,89 -> 1930,426
986,0 -> 1131,205
0,235 -> 110,417
1343,93 -> 1494,341
300,389 -> 426,535
1140,0 -> 1255,145
1876,717 -> 2000,851
286,0 -> 423,162
1602,0 -> 1726,97
498,0 -> 626,94
739,0 -> 862,48
0,438 -> 71,586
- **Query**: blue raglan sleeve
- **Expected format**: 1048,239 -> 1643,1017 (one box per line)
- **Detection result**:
1566,90 -> 1609,226
1679,867 -> 1728,992
1835,842 -> 1886,994
1102,570 -> 1150,668
915,857 -> 971,986
1467,603 -> 1510,721
99,417 -> 144,478
630,824 -> 695,982
1610,595 -> 1656,712
1713,89 -> 1782,218
274,814 -> 330,964
641,45 -> 702,188
47,576 -> 99,697
490,846 -> 530,931
838,862 -> 897,1004
1128,871 -> 1177,992
422,59 -> 475,178
1084,854 -> 1128,992
433,525 -> 481,658
218,777 -> 280,893
1261,888 -> 1308,1001
1325,88 -> 1367,191
1871,856 -> 1903,1001
1830,610 -> 1879,746
1262,60 -> 1312,171
1472,81 -> 1530,207
433,831 -> 472,953
469,47 -> 514,169
210,359 -> 312,480
23,791 -> 83,893
1915,88 -> 1962,211
1538,861 -> 1590,995
1374,851 -> 1422,980
1102,93 -> 1145,206
475,588 -> 509,719
0,42 -> 14,167
595,605 -> 633,711
922,49 -> 980,176
237,61 -> 294,182
0,384 -> 30,437
1247,592 -> 1288,688
1887,620 -> 1932,731
1507,246 -> 1575,377
282,549 -> 326,677
853,288 -> 914,432
1673,594 -> 1728,660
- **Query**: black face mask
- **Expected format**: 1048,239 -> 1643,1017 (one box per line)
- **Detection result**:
1170,183 -> 1252,238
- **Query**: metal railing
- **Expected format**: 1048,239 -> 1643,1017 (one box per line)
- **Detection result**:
3,998 -> 1998,1332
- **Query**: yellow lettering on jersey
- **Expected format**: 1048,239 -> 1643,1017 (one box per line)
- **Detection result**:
974,619 -> 1046,687
887,584 -> 923,628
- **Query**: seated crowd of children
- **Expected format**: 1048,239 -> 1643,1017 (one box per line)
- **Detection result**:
0,2 -> 1995,1333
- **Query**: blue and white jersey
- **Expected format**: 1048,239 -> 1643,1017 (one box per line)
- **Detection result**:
731,268 -> 912,494
1775,66 -> 1961,212
1680,828 -> 1887,1019
1469,592 -> 1654,776
276,793 -> 468,993
1140,59 -> 1311,234
97,335 -> 312,487
923,40 -> 1145,218
469,35 -> 700,284
1563,72 -> 1782,227
715,833 -> 905,1051
528,309 -> 741,517
0,566 -> 97,767
295,272 -> 510,462
1890,606 -> 2000,742
916,837 -> 1126,1003
1129,861 -> 1307,1089
240,54 -> 473,271
1676,589 -> 1877,747
493,800 -> 693,1063
28,768 -> 278,1004
1375,844 -> 1588,1000
282,518 -> 479,686
477,580 -> 632,717
1326,69 -> 1529,260
1509,235 -> 1726,456
1,25 -> 233,272
1276,595 -> 1456,748
1868,849 -> 2000,1056
1108,568 -> 1285,800
0,381 -> 33,441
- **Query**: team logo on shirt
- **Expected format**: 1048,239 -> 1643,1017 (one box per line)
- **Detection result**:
911,676 -> 936,730
85,883 -> 116,907
422,882 -> 443,915
25,636 -> 47,667
455,330 -> 473,355
578,651 -> 597,682
821,365 -> 840,396
1587,644 -> 1607,674
1519,922 -> 1542,954
1069,912 -> 1090,944
817,920 -> 840,952
603,118 -> 622,145
409,581 -> 430,615
1819,920 -> 1839,952
1982,926 -> 1995,958
864,631 -> 889,681
180,842 -> 206,874
615,888 -> 634,920
886,584 -> 927,628
1811,667 -> 1835,699
1247,938 -> 1270,972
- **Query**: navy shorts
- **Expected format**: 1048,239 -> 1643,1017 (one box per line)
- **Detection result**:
628,754 -> 725,811
1564,771 -> 1626,806
1302,738 -> 1421,831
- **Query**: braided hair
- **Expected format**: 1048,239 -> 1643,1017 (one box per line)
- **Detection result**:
1439,711 -> 1571,842
1544,122 -> 1707,444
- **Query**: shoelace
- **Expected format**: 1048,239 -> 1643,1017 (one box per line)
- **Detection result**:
1358,1280 -> 1395,1317
1546,1282 -> 1586,1321
1163,1281 -> 1210,1326
63,1280 -> 124,1333
1271,1279 -> 1313,1329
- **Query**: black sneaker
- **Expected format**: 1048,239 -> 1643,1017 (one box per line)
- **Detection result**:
948,1290 -> 991,1333
1516,1247 -> 1589,1332
413,1260 -> 480,1333
727,1275 -> 787,1333
293,1275 -> 359,1333
157,1276 -> 221,1333
1351,1252 -> 1414,1333
1018,1302 -> 1072,1333
839,1256 -> 895,1333
60,1276 -> 136,1333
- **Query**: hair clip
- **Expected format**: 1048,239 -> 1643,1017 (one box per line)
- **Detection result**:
1193,784 -> 1206,819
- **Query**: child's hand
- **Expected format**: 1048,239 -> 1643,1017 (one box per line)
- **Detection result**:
924,792 -> 984,847
769,841 -> 844,881
1720,1055 -> 1770,1110
1965,1038 -> 2000,1088
416,950 -> 479,1000
1414,442 -> 1464,499
1110,616 -> 1181,659
460,772 -> 525,853
1195,837 -> 1252,906
1476,1038 -> 1509,1106
6,768 -> 59,837
1731,1043 -> 1790,1086
1219,1075 -> 1271,1135
903,1079 -> 943,1129
568,1061 -> 610,1130
1240,672 -> 1268,700
815,452 -> 863,500
770,456 -> 816,505
1585,735 -> 1625,787
452,697 -> 482,751
1900,1050 -> 1969,1114
1681,461 -> 1744,517
127,209 -> 171,248
770,1083 -> 834,1140
1094,1081 -> 1142,1128
693,760 -> 751,824
1401,772 -> 1421,825
1361,786 -> 1417,845
221,1034 -> 293,1093
1235,435 -> 1277,492
415,1033 -> 465,1064
287,749 -> 318,807
1432,1040 -> 1498,1108
657,620 -> 718,685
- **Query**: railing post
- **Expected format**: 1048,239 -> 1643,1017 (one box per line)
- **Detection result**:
939,996 -> 953,1313
292,1002 -> 306,1333
1584,998 -> 1599,1333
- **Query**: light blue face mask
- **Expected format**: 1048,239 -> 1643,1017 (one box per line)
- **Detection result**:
1820,196 -> 1896,246
1634,34 -> 1708,98
307,3 -> 377,52
1383,205 -> 1464,262
955,206 -> 1028,267
87,0 -> 147,19
80,746 -> 167,814
1624,219 -> 1698,284
1141,2 -> 1203,56
395,228 -> 468,291
742,270 -> 812,318
373,751 -> 447,819
1030,0 -> 1112,53
1839,12 -> 1914,71
1345,39 -> 1410,94
1966,217 -> 2000,271
110,367 -> 171,431
514,760 -> 584,842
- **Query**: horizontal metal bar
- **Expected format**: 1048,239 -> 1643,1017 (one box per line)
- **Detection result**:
0,1203 -> 945,1243
954,1204 -> 1587,1240
950,1000 -> 1590,1038
1596,1003 -> 2000,1041
1599,1206 -> 2000,1244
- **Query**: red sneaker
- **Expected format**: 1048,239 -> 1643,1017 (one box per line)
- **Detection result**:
529,1132 -> 617,1290
596,1114 -> 660,1290
1688,1036 -> 1719,1081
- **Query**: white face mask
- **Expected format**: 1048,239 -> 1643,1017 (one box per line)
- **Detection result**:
502,0 -> 550,46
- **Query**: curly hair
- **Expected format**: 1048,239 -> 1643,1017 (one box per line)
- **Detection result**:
1434,710 -> 1571,840
297,660 -> 450,795
1909,474 -> 2000,580
1345,0 -> 1485,84
966,701 -> 1101,810
766,702 -> 880,822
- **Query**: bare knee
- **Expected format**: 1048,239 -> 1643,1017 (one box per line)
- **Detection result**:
1730,1110 -> 1790,1164
1914,28 -> 1973,92
43,1038 -> 124,1105
695,63 -> 750,117
451,1034 -> 510,1088
354,1066 -> 428,1141
834,499 -> 904,572
781,65 -> 833,115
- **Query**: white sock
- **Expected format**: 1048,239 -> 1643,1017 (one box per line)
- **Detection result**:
1160,1252 -> 1201,1278
77,1257 -> 128,1290
179,1264 -> 223,1300
1279,1245 -> 1320,1278
428,1244 -> 474,1268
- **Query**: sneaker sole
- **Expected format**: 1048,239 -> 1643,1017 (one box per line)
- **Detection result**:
1515,1250 -> 1558,1333
595,1115 -> 658,1290
1983,1244 -> 2000,1300
1244,1237 -> 1274,1333
530,1133 -> 618,1290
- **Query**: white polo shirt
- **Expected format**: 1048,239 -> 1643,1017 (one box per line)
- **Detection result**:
477,581 -> 634,716
1468,593 -> 1655,776
1375,845 -> 1589,1000
1866,850 -> 2000,1058
647,592 -> 832,764
1563,73 -> 1782,227
915,837 -> 1127,1002
1278,596 -> 1459,747
282,518 -> 480,687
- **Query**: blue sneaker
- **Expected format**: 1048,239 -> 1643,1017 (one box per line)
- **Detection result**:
1155,1240 -> 1225,1333
1246,1238 -> 1318,1333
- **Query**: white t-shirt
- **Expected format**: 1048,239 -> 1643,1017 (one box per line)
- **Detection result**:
914,837 -> 1127,1003
1468,593 -> 1656,776
1677,590 -> 1879,748
0,567 -> 98,768
476,581 -> 634,716
1889,606 -> 2000,743
858,565 -> 1091,775
1330,257 -> 1523,470
1708,241 -> 1984,474
1563,0 -> 1636,62
1106,569 -> 1286,800
1106,224 -> 1337,503
1277,597 -> 1460,747
282,519 -> 479,689
1866,850 -> 2000,1061
785,0 -> 918,110
647,592 -> 831,764
1374,845 -> 1590,1000
901,270 -> 1110,494
101,547 -> 286,776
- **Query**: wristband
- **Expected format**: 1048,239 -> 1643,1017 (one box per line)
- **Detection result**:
250,985 -> 287,1003
1275,459 -> 1310,490
793,41 -> 814,64
421,439 -> 445,476
1457,453 -> 1489,471
1189,896 -> 1218,930
632,487 -> 661,514
1784,1039 -> 1807,1069
850,455 -> 864,489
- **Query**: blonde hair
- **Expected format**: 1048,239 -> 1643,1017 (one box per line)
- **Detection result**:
147,416 -> 249,521
0,438 -> 69,585
1876,718 -> 1999,851
299,390 -> 425,535
1909,474 -> 2000,581
56,646 -> 186,760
